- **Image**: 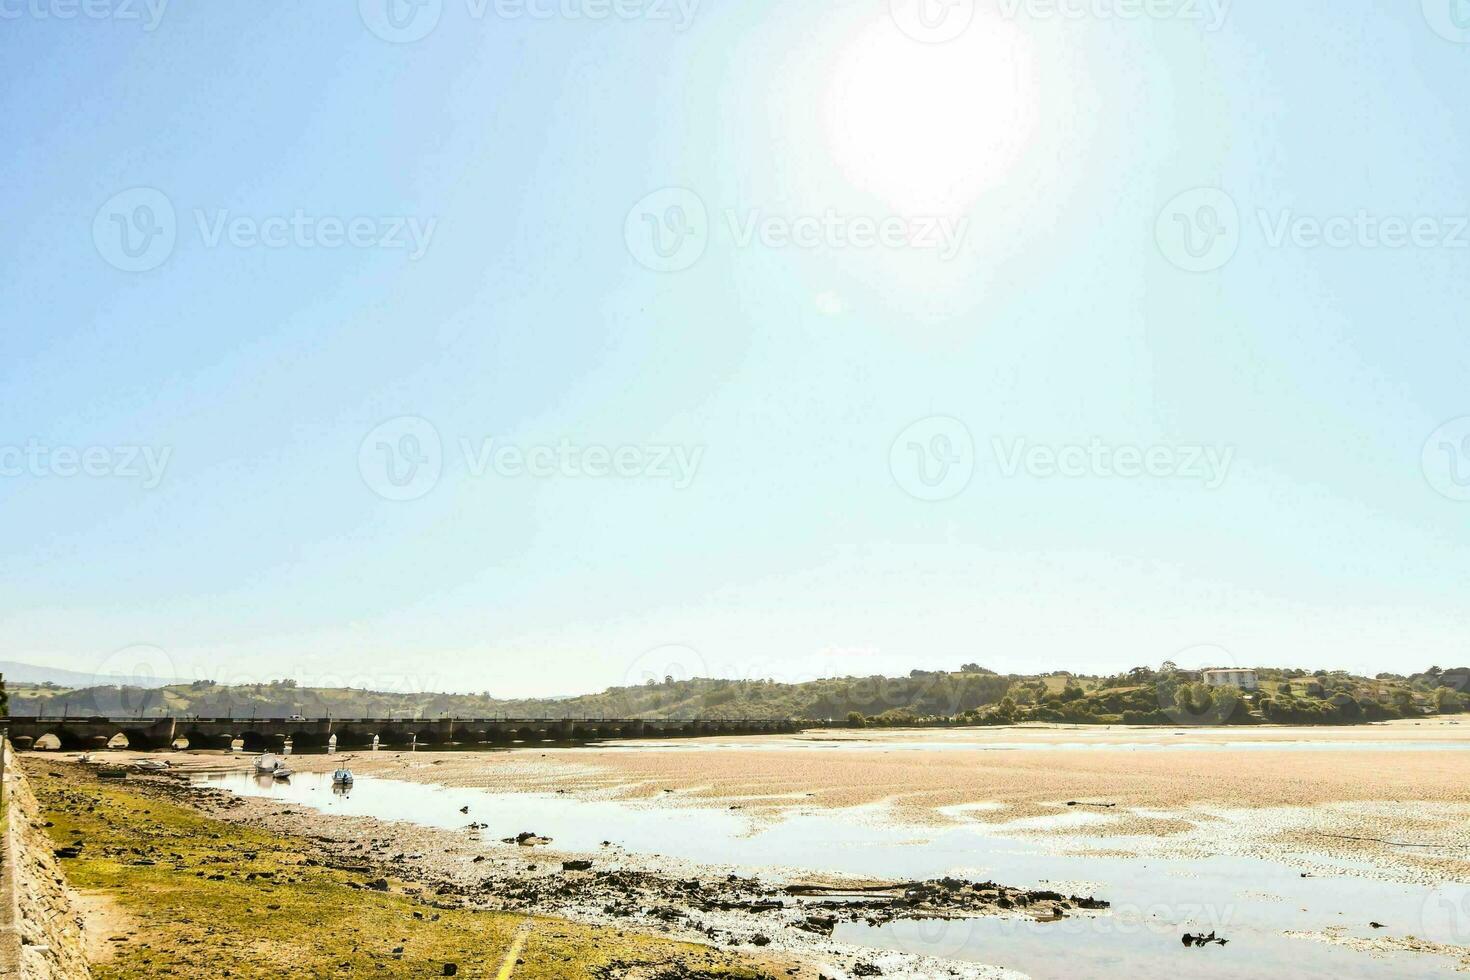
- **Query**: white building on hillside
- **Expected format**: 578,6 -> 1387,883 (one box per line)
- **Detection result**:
1202,668 -> 1258,691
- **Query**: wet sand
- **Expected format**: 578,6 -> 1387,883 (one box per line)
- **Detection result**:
136,720 -> 1470,883
46,720 -> 1470,977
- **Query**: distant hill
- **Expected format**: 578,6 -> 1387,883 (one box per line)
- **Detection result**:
4,664 -> 1462,726
0,660 -> 185,689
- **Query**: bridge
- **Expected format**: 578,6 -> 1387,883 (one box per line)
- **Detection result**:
3,715 -> 801,751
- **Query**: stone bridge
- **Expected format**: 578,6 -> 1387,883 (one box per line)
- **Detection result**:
3,716 -> 801,751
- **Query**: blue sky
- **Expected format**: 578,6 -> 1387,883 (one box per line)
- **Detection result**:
2,2 -> 1468,696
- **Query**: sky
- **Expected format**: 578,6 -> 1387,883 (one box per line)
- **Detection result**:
2,1 -> 1468,697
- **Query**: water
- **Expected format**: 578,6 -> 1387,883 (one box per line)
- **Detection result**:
197,770 -> 1469,978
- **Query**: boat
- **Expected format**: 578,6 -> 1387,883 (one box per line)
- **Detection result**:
332,767 -> 354,786
271,765 -> 294,780
136,759 -> 171,771
254,752 -> 286,776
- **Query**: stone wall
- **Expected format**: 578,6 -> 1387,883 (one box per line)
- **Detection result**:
1,743 -> 92,980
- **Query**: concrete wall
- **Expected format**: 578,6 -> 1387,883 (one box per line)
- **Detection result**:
0,742 -> 93,980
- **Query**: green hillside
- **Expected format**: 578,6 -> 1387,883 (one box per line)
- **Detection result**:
9,664 -> 1466,727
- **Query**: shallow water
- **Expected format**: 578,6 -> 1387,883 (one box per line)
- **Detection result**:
199,770 -> 1468,978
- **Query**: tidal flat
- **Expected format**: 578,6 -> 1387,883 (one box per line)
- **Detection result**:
31,720 -> 1470,978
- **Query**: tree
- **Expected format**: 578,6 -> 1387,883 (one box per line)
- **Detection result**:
0,674 -> 7,717
846,711 -> 867,728
1434,687 -> 1463,714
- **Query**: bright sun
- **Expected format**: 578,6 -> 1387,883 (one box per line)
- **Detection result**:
823,16 -> 1038,216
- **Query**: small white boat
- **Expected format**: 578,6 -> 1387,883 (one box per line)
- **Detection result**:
332,767 -> 354,786
136,759 -> 171,771
271,766 -> 294,780
78,752 -> 100,764
254,752 -> 285,776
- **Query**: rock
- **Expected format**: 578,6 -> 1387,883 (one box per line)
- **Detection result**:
367,878 -> 390,891
442,964 -> 458,976
751,934 -> 771,946
561,860 -> 593,872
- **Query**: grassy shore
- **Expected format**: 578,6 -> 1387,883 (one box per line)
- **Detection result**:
27,760 -> 792,979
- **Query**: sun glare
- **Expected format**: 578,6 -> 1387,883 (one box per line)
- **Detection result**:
823,16 -> 1038,216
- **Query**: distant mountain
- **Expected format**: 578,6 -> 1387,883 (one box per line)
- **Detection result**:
0,660 -> 184,689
